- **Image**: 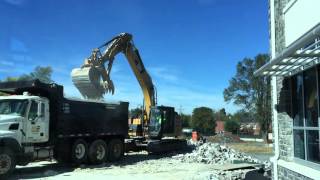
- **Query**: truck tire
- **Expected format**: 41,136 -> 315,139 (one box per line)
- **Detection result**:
71,139 -> 88,164
88,139 -> 107,164
108,139 -> 124,162
0,148 -> 16,179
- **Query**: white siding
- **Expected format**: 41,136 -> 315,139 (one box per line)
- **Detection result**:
284,0 -> 320,46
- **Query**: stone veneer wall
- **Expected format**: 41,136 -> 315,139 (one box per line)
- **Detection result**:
276,77 -> 293,161
271,0 -> 314,179
273,0 -> 293,162
278,166 -> 313,180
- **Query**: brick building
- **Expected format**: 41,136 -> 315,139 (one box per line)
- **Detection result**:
255,0 -> 320,179
215,120 -> 225,133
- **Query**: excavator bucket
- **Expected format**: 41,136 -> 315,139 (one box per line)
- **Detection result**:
71,67 -> 106,99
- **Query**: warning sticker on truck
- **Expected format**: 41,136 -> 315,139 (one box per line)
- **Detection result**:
31,126 -> 40,133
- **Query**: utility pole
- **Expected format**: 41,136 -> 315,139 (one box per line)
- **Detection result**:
178,105 -> 184,115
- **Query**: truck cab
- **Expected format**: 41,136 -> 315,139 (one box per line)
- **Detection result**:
0,80 -> 129,178
0,94 -> 50,146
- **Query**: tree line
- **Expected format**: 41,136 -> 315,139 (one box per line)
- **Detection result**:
180,107 -> 240,135
0,66 -> 53,96
224,54 -> 271,139
179,54 -> 271,138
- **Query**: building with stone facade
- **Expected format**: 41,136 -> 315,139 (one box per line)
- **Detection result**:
255,0 -> 320,179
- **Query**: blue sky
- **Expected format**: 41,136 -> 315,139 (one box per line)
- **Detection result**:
0,0 -> 269,114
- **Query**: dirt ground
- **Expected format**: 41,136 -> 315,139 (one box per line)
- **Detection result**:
10,152 -> 222,180
226,142 -> 273,154
226,142 -> 273,162
8,142 -> 272,180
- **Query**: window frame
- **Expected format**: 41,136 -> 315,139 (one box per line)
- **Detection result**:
28,100 -> 39,121
291,66 -> 320,169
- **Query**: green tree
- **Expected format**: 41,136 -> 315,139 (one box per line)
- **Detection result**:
223,54 -> 271,139
0,66 -> 54,96
191,107 -> 216,135
130,107 -> 143,118
0,77 -> 20,96
2,77 -> 19,82
1,66 -> 53,83
225,119 -> 240,134
232,110 -> 253,123
180,113 -> 191,128
20,66 -> 53,83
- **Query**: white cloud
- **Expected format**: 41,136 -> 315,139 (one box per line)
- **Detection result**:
3,0 -> 26,6
0,60 -> 14,66
148,67 -> 179,82
0,68 -> 11,73
155,83 -> 239,114
196,0 -> 217,6
10,38 -> 28,53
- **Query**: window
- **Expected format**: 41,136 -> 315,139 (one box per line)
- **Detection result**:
292,67 -> 320,164
304,68 -> 318,127
28,101 -> 38,120
292,74 -> 303,126
40,102 -> 45,117
0,99 -> 28,116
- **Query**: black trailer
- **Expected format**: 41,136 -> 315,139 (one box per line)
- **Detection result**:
0,80 -> 129,178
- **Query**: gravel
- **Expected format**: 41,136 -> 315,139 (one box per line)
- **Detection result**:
173,140 -> 271,170
173,142 -> 261,165
173,140 -> 271,180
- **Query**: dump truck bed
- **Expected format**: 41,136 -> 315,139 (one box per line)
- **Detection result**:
57,98 -> 128,138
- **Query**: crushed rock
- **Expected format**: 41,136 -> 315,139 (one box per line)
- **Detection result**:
173,141 -> 272,179
174,141 -> 271,169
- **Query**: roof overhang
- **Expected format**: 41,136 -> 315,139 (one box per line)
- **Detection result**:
254,23 -> 320,77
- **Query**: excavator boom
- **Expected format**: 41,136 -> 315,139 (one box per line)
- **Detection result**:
71,33 -> 156,120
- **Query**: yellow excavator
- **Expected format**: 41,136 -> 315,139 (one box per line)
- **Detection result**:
71,33 -> 155,128
71,33 -> 185,152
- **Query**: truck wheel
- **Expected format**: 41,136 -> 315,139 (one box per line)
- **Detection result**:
0,148 -> 16,178
108,139 -> 124,162
71,139 -> 88,164
88,140 -> 107,164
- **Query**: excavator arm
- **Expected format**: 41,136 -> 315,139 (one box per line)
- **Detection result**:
71,33 -> 156,120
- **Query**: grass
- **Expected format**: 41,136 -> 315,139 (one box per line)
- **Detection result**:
226,142 -> 273,154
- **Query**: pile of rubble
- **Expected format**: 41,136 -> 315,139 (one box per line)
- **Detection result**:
174,142 -> 260,164
173,141 -> 271,179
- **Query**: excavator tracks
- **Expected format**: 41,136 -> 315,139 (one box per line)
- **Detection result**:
146,139 -> 188,154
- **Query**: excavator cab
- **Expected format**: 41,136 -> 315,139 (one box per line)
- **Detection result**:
148,106 -> 177,139
148,107 -> 162,138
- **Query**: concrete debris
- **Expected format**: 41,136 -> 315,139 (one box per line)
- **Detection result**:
174,141 -> 271,169
173,141 -> 271,179
174,142 -> 259,164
